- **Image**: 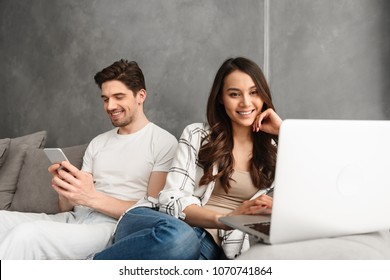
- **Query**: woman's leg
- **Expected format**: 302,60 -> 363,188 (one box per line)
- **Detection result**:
93,207 -> 200,260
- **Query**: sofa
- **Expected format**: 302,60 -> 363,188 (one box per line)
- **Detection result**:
1,131 -> 389,259
237,231 -> 390,259
0,130 -> 87,214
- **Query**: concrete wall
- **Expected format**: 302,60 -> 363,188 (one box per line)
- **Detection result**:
0,0 -> 265,146
269,0 -> 390,121
1,0 -> 389,147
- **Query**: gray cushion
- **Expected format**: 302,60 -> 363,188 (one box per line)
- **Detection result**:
9,144 -> 88,213
0,138 -> 11,168
0,131 -> 47,210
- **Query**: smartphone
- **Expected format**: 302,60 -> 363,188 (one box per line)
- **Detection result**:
265,185 -> 274,197
44,148 -> 69,165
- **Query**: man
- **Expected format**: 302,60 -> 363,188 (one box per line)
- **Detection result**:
0,59 -> 178,259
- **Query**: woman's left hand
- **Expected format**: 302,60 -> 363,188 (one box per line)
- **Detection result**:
252,108 -> 282,135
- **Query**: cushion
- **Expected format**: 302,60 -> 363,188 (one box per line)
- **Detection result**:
0,131 -> 47,210
0,138 -> 11,168
9,144 -> 88,214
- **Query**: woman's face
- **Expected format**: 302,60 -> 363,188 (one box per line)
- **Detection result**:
221,70 -> 264,130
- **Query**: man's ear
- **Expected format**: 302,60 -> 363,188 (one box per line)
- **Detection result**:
136,89 -> 147,104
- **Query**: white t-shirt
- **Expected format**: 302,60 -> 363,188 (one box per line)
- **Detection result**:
82,123 -> 177,201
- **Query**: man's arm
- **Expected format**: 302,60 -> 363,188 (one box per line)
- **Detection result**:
84,193 -> 137,219
50,161 -> 136,219
80,171 -> 168,218
50,161 -> 168,219
146,171 -> 168,198
58,195 -> 76,212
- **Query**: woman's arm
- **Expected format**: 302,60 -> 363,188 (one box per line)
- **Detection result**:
183,194 -> 273,230
183,204 -> 228,229
158,123 -> 209,218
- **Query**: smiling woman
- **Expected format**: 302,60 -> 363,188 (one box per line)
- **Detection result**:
221,70 -> 264,130
92,57 -> 283,260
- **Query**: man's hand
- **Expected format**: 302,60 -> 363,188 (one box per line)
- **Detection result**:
49,161 -> 138,219
50,161 -> 97,208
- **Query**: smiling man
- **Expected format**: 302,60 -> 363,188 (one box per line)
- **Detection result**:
0,59 -> 178,259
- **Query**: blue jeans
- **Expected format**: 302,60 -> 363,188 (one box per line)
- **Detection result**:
93,207 -> 222,260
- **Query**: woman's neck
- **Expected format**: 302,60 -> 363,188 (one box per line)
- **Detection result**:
232,124 -> 252,143
232,125 -> 253,172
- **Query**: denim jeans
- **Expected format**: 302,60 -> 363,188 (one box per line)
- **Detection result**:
93,207 -> 222,260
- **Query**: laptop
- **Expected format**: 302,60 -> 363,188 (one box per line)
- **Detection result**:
219,119 -> 390,244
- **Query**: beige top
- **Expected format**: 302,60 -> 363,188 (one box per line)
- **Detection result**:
204,170 -> 258,245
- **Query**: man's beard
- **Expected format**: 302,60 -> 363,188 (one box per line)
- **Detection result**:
111,115 -> 134,127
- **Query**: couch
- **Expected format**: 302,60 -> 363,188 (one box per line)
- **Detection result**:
1,131 -> 389,259
0,130 -> 87,214
237,231 -> 390,259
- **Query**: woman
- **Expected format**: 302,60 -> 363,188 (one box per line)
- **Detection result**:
93,57 -> 282,260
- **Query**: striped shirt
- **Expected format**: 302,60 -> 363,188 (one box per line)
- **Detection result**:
133,122 -> 271,258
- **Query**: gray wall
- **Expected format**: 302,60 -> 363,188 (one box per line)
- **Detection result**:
0,0 -> 265,147
1,0 -> 389,147
269,0 -> 390,121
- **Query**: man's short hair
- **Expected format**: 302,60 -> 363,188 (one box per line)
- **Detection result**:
94,59 -> 146,95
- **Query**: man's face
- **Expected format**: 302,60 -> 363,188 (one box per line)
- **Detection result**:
101,80 -> 142,130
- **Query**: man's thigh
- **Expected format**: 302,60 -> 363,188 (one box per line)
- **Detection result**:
0,210 -> 72,233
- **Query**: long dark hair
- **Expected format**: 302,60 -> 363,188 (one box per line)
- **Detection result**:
198,57 -> 278,192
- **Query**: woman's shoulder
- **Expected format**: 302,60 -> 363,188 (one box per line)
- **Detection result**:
178,123 -> 210,145
182,122 -> 210,135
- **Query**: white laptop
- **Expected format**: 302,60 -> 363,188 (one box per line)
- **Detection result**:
219,119 -> 390,244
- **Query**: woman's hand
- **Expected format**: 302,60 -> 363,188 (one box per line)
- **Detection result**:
228,194 -> 273,216
218,195 -> 272,230
252,108 -> 282,135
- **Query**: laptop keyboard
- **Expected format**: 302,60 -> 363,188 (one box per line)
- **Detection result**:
245,222 -> 271,235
